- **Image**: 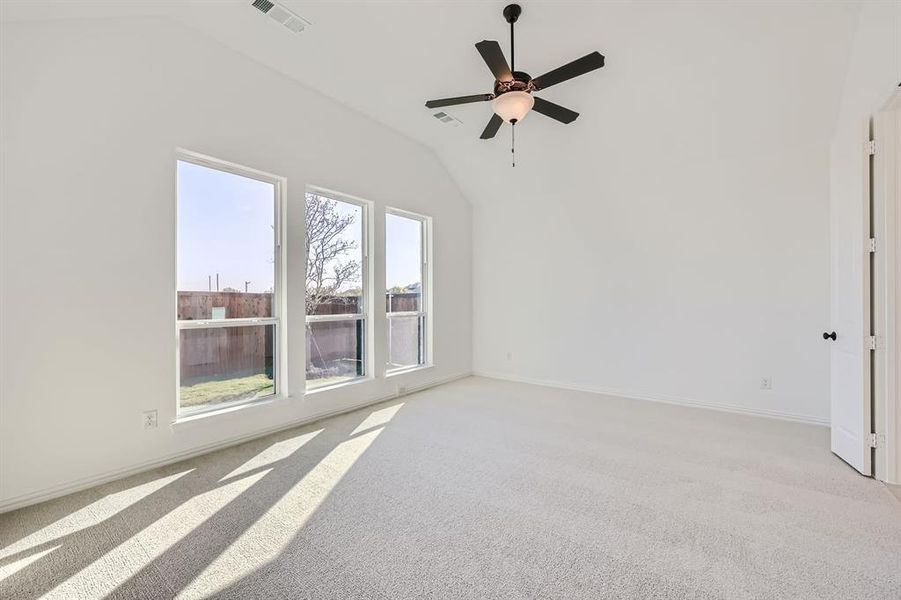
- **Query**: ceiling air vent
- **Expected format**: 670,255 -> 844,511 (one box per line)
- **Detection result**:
251,0 -> 311,34
251,0 -> 275,12
433,111 -> 462,127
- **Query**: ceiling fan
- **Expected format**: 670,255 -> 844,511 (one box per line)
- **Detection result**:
424,3 -> 605,164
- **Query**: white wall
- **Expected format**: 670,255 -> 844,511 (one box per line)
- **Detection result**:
0,17 -> 472,509
473,142 -> 833,424
828,1 -> 901,479
463,2 -> 860,426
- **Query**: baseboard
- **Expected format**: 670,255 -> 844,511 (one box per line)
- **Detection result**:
0,371 -> 471,514
473,371 -> 830,427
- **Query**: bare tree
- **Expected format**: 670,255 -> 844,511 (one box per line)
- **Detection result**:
305,194 -> 361,315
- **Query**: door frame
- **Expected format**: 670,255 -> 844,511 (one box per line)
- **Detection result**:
873,88 -> 901,484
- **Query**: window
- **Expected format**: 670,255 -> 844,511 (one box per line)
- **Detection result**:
305,189 -> 369,389
176,153 -> 282,415
385,209 -> 429,372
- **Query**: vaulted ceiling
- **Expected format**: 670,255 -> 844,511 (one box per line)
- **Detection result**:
2,1 -> 862,204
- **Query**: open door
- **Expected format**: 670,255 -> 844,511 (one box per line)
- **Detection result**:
872,91 -> 901,483
828,121 -> 874,475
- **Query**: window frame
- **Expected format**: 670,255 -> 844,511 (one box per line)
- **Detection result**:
304,186 -> 373,392
385,207 -> 432,375
175,149 -> 286,418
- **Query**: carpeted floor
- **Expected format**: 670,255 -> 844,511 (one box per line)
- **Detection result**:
890,483 -> 901,504
1,376 -> 900,599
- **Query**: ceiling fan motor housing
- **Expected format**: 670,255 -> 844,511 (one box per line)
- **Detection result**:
494,72 -> 533,97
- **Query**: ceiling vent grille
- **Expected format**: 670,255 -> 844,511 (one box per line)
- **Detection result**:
433,111 -> 462,127
251,0 -> 275,12
250,0 -> 311,34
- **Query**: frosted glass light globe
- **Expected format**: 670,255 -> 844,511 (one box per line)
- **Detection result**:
492,91 -> 534,123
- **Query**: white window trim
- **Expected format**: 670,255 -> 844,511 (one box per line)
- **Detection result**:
385,207 -> 432,373
304,186 -> 374,392
175,149 -> 287,419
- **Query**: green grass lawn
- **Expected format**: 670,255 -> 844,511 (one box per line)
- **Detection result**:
180,373 -> 274,408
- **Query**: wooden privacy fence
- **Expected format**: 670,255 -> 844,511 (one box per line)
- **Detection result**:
177,291 -> 272,321
306,293 -> 420,373
179,325 -> 274,383
178,292 -> 274,383
177,291 -> 420,381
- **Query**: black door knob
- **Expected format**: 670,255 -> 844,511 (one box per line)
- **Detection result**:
823,331 -> 837,341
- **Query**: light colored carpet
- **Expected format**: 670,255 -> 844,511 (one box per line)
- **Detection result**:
889,483 -> 901,504
1,376 -> 900,599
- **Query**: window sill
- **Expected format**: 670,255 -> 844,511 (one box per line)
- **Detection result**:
386,364 -> 435,378
173,393 -> 286,426
304,375 -> 373,396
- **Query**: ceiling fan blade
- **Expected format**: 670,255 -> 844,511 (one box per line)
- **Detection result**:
480,113 -> 504,139
532,96 -> 579,124
425,94 -> 493,109
531,51 -> 605,91
475,40 -> 513,82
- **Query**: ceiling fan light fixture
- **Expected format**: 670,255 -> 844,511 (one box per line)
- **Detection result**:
492,91 -> 534,123
423,3 -> 606,161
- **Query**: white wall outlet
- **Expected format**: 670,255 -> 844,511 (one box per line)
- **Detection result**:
397,385 -> 408,397
506,352 -> 512,361
760,377 -> 773,390
142,410 -> 158,429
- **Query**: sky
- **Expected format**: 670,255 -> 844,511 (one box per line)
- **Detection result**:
178,160 -> 422,295
385,212 -> 422,290
178,160 -> 275,293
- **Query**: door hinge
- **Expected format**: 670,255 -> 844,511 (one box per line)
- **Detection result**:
865,335 -> 877,351
867,238 -> 876,253
865,140 -> 876,155
868,433 -> 878,448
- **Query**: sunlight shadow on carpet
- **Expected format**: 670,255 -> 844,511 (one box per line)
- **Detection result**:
182,426 -> 388,598
0,470 -> 193,566
220,430 -> 323,482
43,468 -> 274,599
0,545 -> 61,581
351,403 -> 405,436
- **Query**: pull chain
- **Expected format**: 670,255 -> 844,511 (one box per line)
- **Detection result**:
511,121 -> 516,167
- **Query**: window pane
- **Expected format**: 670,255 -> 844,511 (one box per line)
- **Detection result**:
179,325 -> 275,412
386,212 -> 425,371
177,160 -> 275,320
306,319 -> 365,388
385,213 -> 422,312
387,315 -> 424,370
305,193 -> 363,316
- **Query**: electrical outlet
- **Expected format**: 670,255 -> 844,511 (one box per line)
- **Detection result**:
506,352 -> 512,361
760,377 -> 773,390
142,410 -> 158,429
397,385 -> 408,397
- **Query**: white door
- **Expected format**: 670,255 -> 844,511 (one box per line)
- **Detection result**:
829,122 -> 873,476
872,93 -> 901,483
